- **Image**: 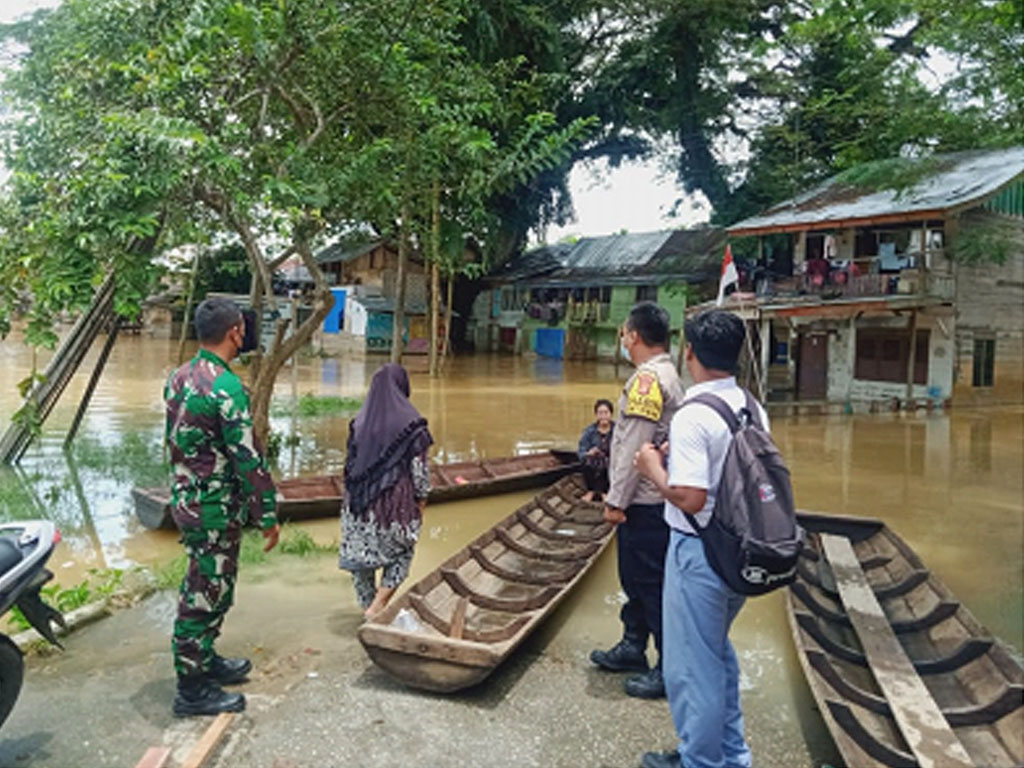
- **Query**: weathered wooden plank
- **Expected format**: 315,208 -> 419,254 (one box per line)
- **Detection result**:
449,596 -> 469,640
181,712 -> 235,768
133,746 -> 171,768
821,534 -> 973,768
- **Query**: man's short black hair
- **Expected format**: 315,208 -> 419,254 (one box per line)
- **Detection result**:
195,297 -> 242,344
594,398 -> 614,414
626,302 -> 670,349
684,310 -> 745,373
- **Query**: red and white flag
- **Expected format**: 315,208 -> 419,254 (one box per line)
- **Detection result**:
716,244 -> 739,306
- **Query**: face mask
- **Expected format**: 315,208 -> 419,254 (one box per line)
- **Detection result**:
619,339 -> 632,364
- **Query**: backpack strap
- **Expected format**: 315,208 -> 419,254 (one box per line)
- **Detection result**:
683,393 -> 741,434
741,388 -> 764,430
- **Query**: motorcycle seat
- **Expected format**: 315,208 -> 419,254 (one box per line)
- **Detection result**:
0,537 -> 23,574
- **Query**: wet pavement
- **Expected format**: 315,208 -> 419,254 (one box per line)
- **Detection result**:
0,332 -> 1021,766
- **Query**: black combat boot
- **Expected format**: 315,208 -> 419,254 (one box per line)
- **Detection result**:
624,664 -> 666,699
590,638 -> 648,672
173,675 -> 246,717
208,654 -> 252,685
640,749 -> 683,768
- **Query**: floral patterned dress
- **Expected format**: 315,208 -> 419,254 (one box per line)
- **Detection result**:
339,452 -> 431,607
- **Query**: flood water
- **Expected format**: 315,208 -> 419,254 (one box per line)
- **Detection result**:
1,332 -> 1022,765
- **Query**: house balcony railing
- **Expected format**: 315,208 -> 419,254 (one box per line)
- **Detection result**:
564,299 -> 611,324
757,252 -> 954,304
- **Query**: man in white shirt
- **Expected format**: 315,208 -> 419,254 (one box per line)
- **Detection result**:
634,310 -> 763,768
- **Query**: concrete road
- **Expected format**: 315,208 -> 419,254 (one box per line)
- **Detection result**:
0,555 -> 820,768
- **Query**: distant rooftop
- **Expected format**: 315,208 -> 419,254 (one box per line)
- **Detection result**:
315,239 -> 386,265
729,146 -> 1024,236
491,228 -> 726,286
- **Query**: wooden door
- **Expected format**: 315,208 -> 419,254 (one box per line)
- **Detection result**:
798,333 -> 828,400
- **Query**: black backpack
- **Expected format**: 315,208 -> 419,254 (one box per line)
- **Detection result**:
684,390 -> 804,596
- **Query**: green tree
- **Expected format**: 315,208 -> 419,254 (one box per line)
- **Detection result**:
0,0 -> 596,440
593,0 -> 1023,225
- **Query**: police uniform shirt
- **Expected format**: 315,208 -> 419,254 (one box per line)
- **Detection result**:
664,376 -> 770,534
606,352 -> 685,510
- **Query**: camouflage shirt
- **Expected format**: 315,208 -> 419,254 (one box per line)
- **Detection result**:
164,348 -> 277,531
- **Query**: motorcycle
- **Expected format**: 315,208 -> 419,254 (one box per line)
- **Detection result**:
0,521 -> 65,728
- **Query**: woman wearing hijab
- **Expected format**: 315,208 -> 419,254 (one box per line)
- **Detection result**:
339,363 -> 433,618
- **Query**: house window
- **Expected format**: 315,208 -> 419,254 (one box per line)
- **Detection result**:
635,285 -> 658,302
855,328 -> 928,384
972,338 -> 995,387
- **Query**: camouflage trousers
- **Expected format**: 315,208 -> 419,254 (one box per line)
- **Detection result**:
172,525 -> 241,678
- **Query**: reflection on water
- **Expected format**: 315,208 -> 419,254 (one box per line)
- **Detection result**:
1,333 -> 1022,765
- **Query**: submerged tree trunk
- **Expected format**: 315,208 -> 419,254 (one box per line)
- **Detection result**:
249,240 -> 332,446
176,248 -> 200,365
429,180 -> 441,377
391,204 -> 409,364
441,271 -> 454,366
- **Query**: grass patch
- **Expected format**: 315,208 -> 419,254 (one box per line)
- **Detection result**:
151,525 -> 335,590
153,555 -> 188,591
6,567 -> 127,632
271,393 -> 362,419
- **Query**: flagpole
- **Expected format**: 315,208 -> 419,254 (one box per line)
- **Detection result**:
718,243 -> 765,401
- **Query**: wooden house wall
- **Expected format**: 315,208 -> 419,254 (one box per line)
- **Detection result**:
951,209 -> 1024,405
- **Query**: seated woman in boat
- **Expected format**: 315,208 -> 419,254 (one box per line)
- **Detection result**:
577,398 -> 615,503
339,363 -> 433,619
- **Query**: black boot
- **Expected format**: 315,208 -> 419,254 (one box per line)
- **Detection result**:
640,750 -> 683,768
624,665 -> 666,699
590,639 -> 648,672
208,654 -> 252,685
173,676 -> 246,717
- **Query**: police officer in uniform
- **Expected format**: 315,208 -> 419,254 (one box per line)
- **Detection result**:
590,302 -> 684,699
165,297 -> 280,716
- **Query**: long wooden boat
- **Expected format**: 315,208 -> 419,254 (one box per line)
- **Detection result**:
357,474 -> 613,692
132,450 -> 580,530
788,511 -> 1023,768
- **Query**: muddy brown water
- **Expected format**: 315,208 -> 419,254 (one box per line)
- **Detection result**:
1,332 -> 1022,765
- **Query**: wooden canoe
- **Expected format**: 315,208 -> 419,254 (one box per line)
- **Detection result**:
357,474 -> 613,692
132,449 -> 580,530
788,511 -> 1024,768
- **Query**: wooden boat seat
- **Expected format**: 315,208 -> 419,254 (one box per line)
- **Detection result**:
407,594 -> 530,644
807,649 -> 1024,728
440,567 -> 559,612
799,556 -> 929,602
514,509 -> 610,542
820,534 -> 973,768
795,608 -> 993,674
468,544 -> 579,585
792,581 -> 961,634
493,527 -> 598,562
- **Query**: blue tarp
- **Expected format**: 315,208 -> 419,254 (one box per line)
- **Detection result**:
323,288 -> 346,333
535,327 -> 565,359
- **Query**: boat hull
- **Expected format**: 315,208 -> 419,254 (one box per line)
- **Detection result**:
133,450 -> 580,530
357,474 -> 613,692
787,511 -> 1024,768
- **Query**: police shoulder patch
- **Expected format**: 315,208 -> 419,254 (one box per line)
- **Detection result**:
624,369 -> 663,421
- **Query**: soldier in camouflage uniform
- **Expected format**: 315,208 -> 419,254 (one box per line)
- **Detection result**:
165,297 -> 279,716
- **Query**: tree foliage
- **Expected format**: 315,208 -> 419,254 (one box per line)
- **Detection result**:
0,0 -> 598,439
592,0 -> 1024,225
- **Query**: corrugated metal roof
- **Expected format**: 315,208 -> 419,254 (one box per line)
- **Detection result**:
491,228 -> 725,286
489,242 -> 572,281
729,147 -> 1024,235
315,240 -> 384,265
567,230 -> 673,273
